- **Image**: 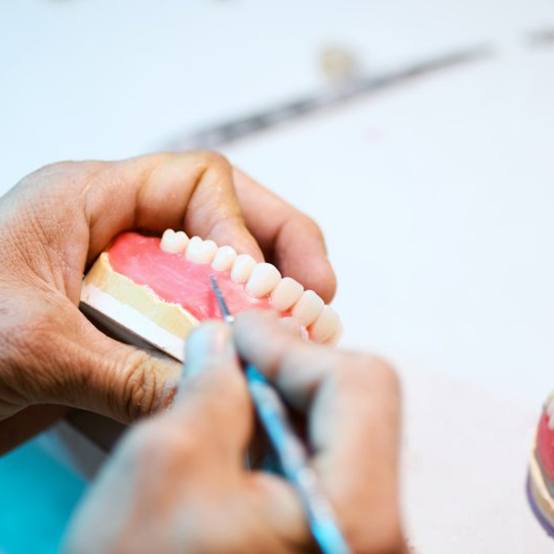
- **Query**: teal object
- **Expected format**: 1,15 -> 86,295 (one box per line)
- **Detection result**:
0,438 -> 87,554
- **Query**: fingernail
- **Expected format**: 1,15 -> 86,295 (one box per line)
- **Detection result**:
184,322 -> 234,376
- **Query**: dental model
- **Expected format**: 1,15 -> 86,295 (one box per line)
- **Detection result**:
80,230 -> 341,361
529,393 -> 554,537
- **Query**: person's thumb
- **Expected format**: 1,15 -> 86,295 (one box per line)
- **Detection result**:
22,301 -> 182,423
156,321 -> 253,465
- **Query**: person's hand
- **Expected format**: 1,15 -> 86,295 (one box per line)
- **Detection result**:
0,152 -> 336,451
63,311 -> 405,554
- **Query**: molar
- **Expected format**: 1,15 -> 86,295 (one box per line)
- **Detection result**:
270,277 -> 304,311
309,306 -> 341,344
245,263 -> 281,298
211,245 -> 237,272
291,290 -> 324,326
160,229 -> 189,254
185,236 -> 218,264
231,254 -> 257,284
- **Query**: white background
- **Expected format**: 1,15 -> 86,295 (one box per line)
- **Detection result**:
2,1 -> 554,552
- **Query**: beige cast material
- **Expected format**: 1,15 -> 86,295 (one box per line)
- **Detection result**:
80,253 -> 198,361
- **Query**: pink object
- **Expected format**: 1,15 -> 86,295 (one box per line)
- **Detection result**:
537,412 -> 554,482
108,231 -> 271,320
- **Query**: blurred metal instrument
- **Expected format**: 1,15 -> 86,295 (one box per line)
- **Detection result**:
170,44 -> 492,150
209,275 -> 351,554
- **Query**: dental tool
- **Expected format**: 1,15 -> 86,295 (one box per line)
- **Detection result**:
209,274 -> 351,554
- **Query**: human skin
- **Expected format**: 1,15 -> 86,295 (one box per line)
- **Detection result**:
0,152 -> 336,452
63,311 -> 406,554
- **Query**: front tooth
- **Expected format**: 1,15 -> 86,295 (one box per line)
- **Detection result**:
185,237 -> 218,264
309,306 -> 341,344
230,254 -> 256,284
245,263 -> 282,298
291,290 -> 324,326
211,245 -> 237,271
270,277 -> 304,311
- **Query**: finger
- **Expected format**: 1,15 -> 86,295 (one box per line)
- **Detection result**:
233,168 -> 337,302
60,324 -> 247,554
233,310 -> 400,463
233,311 -> 334,409
233,310 -> 404,552
166,321 -> 252,465
83,151 -> 263,263
245,472 -> 316,552
22,300 -> 182,423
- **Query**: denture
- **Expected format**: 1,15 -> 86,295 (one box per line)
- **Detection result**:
528,393 -> 554,537
80,230 -> 342,361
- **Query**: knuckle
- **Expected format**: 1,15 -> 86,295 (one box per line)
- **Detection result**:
331,353 -> 401,411
37,160 -> 76,174
192,149 -> 231,172
116,350 -> 162,421
32,160 -> 101,183
20,160 -> 105,205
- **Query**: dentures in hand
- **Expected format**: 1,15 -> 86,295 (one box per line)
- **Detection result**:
80,230 -> 342,361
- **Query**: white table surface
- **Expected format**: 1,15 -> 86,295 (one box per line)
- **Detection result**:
2,1 -> 554,552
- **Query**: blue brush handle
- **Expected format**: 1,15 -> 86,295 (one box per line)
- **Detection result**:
245,363 -> 351,554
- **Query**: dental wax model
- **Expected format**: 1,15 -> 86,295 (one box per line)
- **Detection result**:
529,393 -> 554,537
80,230 -> 341,361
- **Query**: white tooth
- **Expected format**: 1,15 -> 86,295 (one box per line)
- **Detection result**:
160,229 -> 176,252
291,290 -> 324,326
161,229 -> 189,253
211,245 -> 237,272
309,306 -> 341,344
200,240 -> 218,262
174,231 -> 189,252
245,263 -> 282,298
230,254 -> 256,284
184,236 -> 202,261
270,277 -> 304,312
185,237 -> 218,264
